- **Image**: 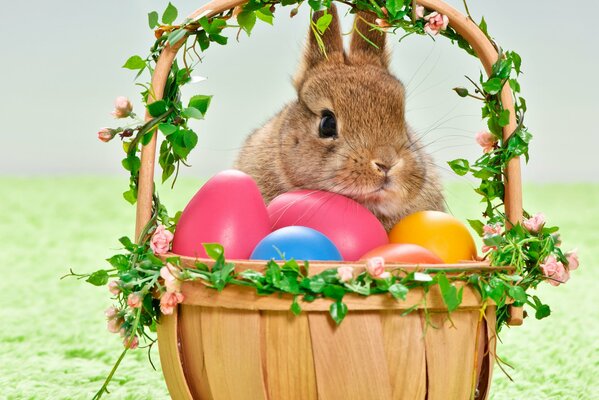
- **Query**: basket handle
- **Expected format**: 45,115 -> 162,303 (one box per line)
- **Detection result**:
134,0 -> 523,240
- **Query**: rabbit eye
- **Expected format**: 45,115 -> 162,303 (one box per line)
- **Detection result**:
319,111 -> 337,139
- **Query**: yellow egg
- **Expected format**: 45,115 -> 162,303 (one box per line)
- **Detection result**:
388,211 -> 477,263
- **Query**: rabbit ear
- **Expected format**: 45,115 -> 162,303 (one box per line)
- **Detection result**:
295,5 -> 345,87
349,11 -> 389,68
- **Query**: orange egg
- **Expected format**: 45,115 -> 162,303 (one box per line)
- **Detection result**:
360,243 -> 443,264
388,211 -> 477,263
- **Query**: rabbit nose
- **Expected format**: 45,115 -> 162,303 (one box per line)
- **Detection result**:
371,160 -> 391,175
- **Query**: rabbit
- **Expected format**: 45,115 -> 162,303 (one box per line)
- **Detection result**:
235,5 -> 445,231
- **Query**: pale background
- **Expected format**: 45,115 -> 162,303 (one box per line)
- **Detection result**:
0,0 -> 597,182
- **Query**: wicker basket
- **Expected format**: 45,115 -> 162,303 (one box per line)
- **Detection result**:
134,0 -> 525,399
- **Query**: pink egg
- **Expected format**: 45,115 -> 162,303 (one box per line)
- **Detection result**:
267,190 -> 388,261
173,170 -> 271,259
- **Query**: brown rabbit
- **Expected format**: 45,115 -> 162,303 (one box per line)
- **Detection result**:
235,6 -> 445,231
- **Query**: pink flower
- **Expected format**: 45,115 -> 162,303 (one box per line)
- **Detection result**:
337,266 -> 353,283
107,318 -> 123,333
111,96 -> 133,118
97,127 -> 114,143
123,335 -> 139,349
424,11 -> 449,35
375,18 -> 391,28
108,280 -> 121,295
160,263 -> 182,293
150,225 -> 174,255
104,306 -> 119,320
127,292 -> 142,308
523,213 -> 545,233
415,4 -> 425,19
483,223 -> 503,236
366,257 -> 391,279
566,249 -> 579,271
475,131 -> 497,153
540,255 -> 568,286
160,291 -> 185,315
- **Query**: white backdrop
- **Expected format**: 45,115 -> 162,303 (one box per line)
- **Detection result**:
0,0 -> 597,182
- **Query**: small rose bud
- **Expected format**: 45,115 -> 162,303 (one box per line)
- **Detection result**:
290,8 -> 298,18
415,4 -> 425,20
523,213 -> 545,234
98,127 -> 115,143
269,4 -> 276,13
111,96 -> 133,119
120,128 -> 134,138
375,18 -> 391,28
565,249 -> 579,271
381,7 -> 389,17
424,11 -> 449,35
173,116 -> 184,126
540,254 -> 568,286
123,335 -> 139,350
475,131 -> 497,153
108,280 -> 121,295
337,266 -> 353,283
366,257 -> 390,279
127,292 -> 143,308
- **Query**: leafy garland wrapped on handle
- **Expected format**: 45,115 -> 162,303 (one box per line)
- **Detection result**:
69,0 -> 580,398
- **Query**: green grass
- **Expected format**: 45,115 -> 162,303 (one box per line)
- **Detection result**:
1,178 -> 597,399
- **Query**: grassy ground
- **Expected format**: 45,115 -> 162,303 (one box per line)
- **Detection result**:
0,177 -> 597,399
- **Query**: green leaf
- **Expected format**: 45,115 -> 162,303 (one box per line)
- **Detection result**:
385,0 -> 405,18
256,7 -> 274,25
389,283 -> 409,301
122,55 -> 146,70
158,123 -> 178,136
168,28 -> 187,46
182,107 -> 204,119
107,254 -> 130,272
290,298 -> 302,315
498,109 -> 510,127
468,219 -> 484,236
119,236 -> 135,250
323,284 -> 345,301
308,0 -> 322,11
535,304 -> 551,320
237,11 -> 257,35
437,273 -> 463,313
508,285 -> 527,303
148,11 -> 159,29
123,188 -> 137,204
479,17 -> 488,36
447,159 -> 470,176
86,270 -> 109,286
182,129 -> 198,149
329,301 -> 348,325
188,95 -> 212,115
306,276 -> 326,293
203,243 -> 225,260
453,87 -> 469,98
482,77 -> 503,95
121,155 -> 141,175
315,13 -> 333,35
162,2 -> 178,25
147,100 -> 168,117
209,34 -> 228,46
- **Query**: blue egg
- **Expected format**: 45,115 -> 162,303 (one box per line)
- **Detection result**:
250,226 -> 343,261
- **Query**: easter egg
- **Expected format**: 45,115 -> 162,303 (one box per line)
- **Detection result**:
172,170 -> 271,259
360,243 -> 443,264
388,211 -> 477,263
267,190 -> 388,261
250,226 -> 343,261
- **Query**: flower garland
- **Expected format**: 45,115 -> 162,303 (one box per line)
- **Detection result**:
67,0 -> 580,397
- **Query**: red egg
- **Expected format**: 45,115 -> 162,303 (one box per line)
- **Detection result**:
172,170 -> 271,259
267,190 -> 388,261
360,243 -> 444,264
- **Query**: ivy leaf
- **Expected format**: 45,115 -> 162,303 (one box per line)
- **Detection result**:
482,77 -> 503,95
158,123 -> 178,136
468,219 -> 485,236
182,107 -> 204,119
385,0 -> 405,19
148,11 -> 159,29
389,283 -> 409,301
86,270 -> 109,286
237,11 -> 257,35
119,236 -> 135,251
437,273 -> 463,313
308,0 -> 322,11
315,13 -> 333,35
122,55 -> 146,70
256,7 -> 274,25
188,95 -> 212,115
323,284 -> 346,301
498,109 -> 510,127
329,301 -> 348,325
147,100 -> 168,117
107,254 -> 130,272
123,188 -> 137,204
162,2 -> 178,25
479,17 -> 488,36
447,159 -> 470,176
182,129 -> 198,149
535,304 -> 551,320
203,243 -> 225,261
121,155 -> 141,175
508,285 -> 527,304
290,298 -> 302,315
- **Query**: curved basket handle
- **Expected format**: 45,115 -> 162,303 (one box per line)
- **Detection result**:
135,0 -> 523,239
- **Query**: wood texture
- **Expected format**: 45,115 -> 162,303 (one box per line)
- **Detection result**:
478,306 -> 497,400
156,309 -> 194,400
181,280 -> 508,311
423,311 -> 479,400
507,305 -> 524,326
262,311 -> 318,400
179,305 -> 214,399
200,308 -> 267,400
381,311 -> 427,400
308,312 -> 393,400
